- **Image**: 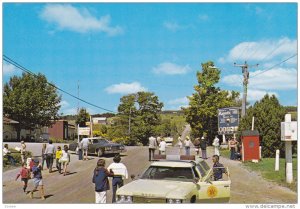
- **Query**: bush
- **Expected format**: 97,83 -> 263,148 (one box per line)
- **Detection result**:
3,149 -> 33,167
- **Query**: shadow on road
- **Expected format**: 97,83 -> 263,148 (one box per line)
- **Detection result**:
64,171 -> 77,176
44,194 -> 54,199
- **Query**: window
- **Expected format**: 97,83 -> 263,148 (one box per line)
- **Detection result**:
141,166 -> 194,181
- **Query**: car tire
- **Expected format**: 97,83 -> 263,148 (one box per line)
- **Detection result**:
97,149 -> 103,157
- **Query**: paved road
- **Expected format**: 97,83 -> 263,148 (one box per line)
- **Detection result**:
2,143 -> 297,204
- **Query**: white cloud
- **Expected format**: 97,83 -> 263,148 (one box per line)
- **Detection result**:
105,82 -> 147,94
247,89 -> 278,102
60,108 -> 77,116
3,62 -> 19,75
168,97 -> 189,105
164,22 -> 181,32
198,14 -> 209,21
59,100 -> 69,108
153,62 -> 191,75
222,37 -> 297,62
40,4 -> 123,36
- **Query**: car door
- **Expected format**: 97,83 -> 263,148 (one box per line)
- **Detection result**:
196,167 -> 231,203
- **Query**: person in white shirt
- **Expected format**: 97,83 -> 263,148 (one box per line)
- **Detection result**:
81,138 -> 90,161
107,154 -> 128,203
212,135 -> 220,156
3,144 -> 16,166
159,138 -> 167,155
148,136 -> 157,161
20,141 -> 26,164
184,136 -> 191,156
60,145 -> 71,176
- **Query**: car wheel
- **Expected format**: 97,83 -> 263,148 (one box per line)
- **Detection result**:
97,149 -> 103,157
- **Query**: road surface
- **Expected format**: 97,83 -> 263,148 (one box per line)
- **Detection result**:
2,143 -> 297,204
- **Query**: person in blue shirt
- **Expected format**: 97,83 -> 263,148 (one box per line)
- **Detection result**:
212,155 -> 227,181
29,159 -> 45,200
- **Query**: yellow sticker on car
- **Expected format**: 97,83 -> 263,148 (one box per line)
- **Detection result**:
207,185 -> 218,198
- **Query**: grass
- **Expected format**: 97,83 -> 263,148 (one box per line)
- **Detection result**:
220,149 -> 297,191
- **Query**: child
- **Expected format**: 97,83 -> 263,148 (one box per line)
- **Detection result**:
55,146 -> 63,174
15,162 -> 31,192
92,159 -> 114,203
60,145 -> 70,176
29,159 -> 45,200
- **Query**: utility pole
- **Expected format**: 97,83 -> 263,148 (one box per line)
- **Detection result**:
234,61 -> 258,117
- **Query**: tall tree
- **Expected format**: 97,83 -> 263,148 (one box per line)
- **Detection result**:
183,61 -> 240,143
238,94 -> 286,157
3,73 -> 61,140
117,91 -> 163,145
76,108 -> 90,127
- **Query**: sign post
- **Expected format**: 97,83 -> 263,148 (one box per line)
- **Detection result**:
218,107 -> 239,144
281,114 -> 297,184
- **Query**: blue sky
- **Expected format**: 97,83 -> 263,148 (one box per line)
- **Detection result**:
3,3 -> 297,115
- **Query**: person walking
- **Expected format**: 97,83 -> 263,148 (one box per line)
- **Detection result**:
148,136 -> 157,161
20,141 -> 27,164
55,146 -> 63,174
184,136 -> 191,156
41,144 -> 47,170
200,136 -> 208,159
81,137 -> 90,161
212,135 -> 220,156
92,159 -> 114,203
193,138 -> 200,156
177,135 -> 183,154
78,141 -> 83,160
107,154 -> 128,203
229,138 -> 237,160
15,162 -> 31,192
60,145 -> 71,176
29,159 -> 45,200
159,138 -> 167,155
44,140 -> 56,173
3,144 -> 16,166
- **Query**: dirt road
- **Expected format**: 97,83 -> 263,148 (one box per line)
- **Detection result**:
2,143 -> 297,204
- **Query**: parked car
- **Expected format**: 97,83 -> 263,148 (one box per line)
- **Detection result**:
116,155 -> 231,203
69,137 -> 126,157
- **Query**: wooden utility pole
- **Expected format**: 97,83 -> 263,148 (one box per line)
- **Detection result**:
234,61 -> 258,117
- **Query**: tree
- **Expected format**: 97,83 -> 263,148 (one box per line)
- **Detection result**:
3,73 -> 61,140
117,91 -> 163,145
238,94 -> 286,157
76,108 -> 90,127
183,61 -> 240,144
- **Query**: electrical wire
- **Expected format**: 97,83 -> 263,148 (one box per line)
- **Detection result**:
3,55 -> 116,113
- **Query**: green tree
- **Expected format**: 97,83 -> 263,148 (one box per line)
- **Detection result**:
183,61 -> 240,144
238,94 -> 286,157
76,108 -> 90,127
117,91 -> 163,145
3,73 -> 61,140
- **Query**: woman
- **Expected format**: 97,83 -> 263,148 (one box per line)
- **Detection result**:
60,145 -> 71,176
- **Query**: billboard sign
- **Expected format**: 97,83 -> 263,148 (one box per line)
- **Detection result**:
78,127 -> 90,136
218,107 -> 239,134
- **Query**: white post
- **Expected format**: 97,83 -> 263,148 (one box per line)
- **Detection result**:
222,134 -> 226,144
77,124 -> 80,143
90,116 -> 93,138
275,149 -> 280,171
259,146 -> 262,160
251,117 -> 255,130
284,114 -> 293,184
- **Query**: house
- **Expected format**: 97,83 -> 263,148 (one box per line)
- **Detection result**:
3,117 -> 19,141
92,117 -> 107,125
48,120 -> 75,140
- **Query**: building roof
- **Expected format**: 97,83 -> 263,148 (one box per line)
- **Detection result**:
3,117 -> 19,124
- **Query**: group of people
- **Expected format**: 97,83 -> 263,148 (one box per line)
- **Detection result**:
148,136 -> 167,161
92,154 -> 128,203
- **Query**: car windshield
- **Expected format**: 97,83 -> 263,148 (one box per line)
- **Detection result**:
141,166 -> 195,182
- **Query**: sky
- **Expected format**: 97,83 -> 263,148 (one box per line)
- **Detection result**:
2,2 -> 298,115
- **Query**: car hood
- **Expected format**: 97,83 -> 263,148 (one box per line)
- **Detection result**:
116,179 -> 195,199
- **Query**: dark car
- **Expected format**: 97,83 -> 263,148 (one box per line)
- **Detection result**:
69,137 -> 126,157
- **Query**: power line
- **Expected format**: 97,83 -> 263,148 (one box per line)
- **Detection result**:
251,53 -> 297,78
3,55 -> 116,113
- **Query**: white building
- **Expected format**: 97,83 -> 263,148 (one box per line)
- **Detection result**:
92,117 -> 107,125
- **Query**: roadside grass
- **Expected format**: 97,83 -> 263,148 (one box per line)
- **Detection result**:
220,149 -> 297,191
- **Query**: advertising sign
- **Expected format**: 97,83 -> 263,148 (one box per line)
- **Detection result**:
218,107 -> 239,134
78,127 -> 90,136
281,121 -> 297,141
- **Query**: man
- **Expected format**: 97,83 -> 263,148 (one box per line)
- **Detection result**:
20,141 -> 27,164
212,135 -> 220,156
212,155 -> 227,181
184,136 -> 191,156
148,136 -> 157,161
107,154 -> 128,203
81,137 -> 90,161
200,136 -> 208,159
3,144 -> 16,166
44,140 -> 56,173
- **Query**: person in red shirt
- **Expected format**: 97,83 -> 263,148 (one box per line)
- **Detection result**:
15,162 -> 31,192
